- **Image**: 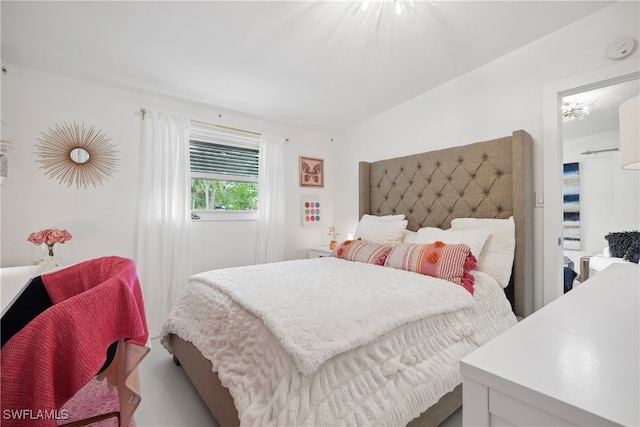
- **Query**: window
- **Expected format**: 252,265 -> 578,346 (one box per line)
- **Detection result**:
189,123 -> 260,215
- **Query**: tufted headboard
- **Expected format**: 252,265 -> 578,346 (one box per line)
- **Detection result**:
359,130 -> 533,318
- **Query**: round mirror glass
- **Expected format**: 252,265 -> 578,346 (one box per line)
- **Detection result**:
69,147 -> 90,164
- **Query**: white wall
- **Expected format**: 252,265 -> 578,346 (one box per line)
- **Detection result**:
0,65 -> 335,273
563,130 -> 640,268
333,2 -> 640,310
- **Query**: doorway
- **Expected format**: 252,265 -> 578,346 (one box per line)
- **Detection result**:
560,79 -> 640,290
542,61 -> 640,305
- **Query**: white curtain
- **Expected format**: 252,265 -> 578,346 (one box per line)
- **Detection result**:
256,134 -> 285,264
135,110 -> 191,337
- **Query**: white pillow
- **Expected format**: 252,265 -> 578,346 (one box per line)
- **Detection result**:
451,216 -> 515,288
354,214 -> 408,244
402,229 -> 418,243
414,227 -> 491,260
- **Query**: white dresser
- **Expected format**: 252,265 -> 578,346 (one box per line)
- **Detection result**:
461,263 -> 639,426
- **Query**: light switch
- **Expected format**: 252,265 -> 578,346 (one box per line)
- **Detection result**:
534,191 -> 544,207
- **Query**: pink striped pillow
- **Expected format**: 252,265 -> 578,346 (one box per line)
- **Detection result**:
384,241 -> 477,294
331,240 -> 393,266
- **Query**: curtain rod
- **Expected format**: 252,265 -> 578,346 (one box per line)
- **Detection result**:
139,108 -> 289,142
581,147 -> 619,155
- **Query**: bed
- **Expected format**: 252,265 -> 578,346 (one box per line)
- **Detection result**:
590,232 -> 639,278
161,130 -> 534,426
563,256 -> 578,293
589,255 -> 633,275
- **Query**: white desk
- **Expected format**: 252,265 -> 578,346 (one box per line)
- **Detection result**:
461,263 -> 639,426
1,265 -> 40,314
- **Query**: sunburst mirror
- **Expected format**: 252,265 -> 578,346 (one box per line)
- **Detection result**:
35,121 -> 119,189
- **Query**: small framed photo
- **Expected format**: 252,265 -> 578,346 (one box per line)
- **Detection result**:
302,198 -> 321,226
299,156 -> 323,187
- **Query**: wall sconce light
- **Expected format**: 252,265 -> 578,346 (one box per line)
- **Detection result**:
619,95 -> 639,170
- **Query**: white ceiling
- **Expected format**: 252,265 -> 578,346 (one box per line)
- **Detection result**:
1,1 -> 615,133
562,78 -> 640,142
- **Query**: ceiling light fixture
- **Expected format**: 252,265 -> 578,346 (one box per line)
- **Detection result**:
346,0 -> 430,34
562,100 -> 599,122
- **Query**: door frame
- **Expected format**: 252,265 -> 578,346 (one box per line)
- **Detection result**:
542,60 -> 640,305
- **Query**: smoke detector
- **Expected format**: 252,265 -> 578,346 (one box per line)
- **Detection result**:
606,38 -> 635,59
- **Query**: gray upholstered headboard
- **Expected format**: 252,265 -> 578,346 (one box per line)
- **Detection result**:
359,130 -> 533,318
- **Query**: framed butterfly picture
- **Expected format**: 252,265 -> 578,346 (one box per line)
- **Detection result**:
299,156 -> 324,187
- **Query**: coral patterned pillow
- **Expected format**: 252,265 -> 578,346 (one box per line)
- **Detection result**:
384,242 -> 477,294
331,240 -> 393,266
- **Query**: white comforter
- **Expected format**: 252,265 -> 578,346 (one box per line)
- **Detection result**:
161,257 -> 516,426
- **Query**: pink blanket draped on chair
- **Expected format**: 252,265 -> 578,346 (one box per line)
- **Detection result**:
0,256 -> 150,427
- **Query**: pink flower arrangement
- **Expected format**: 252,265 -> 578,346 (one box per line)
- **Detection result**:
28,227 -> 72,256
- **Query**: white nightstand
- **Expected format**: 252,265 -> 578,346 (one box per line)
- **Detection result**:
307,247 -> 334,259
579,255 -> 591,282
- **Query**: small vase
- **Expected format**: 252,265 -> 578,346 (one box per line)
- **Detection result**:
329,240 -> 338,250
31,243 -> 59,272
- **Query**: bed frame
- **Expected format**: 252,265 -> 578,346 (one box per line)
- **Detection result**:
169,130 -> 534,427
